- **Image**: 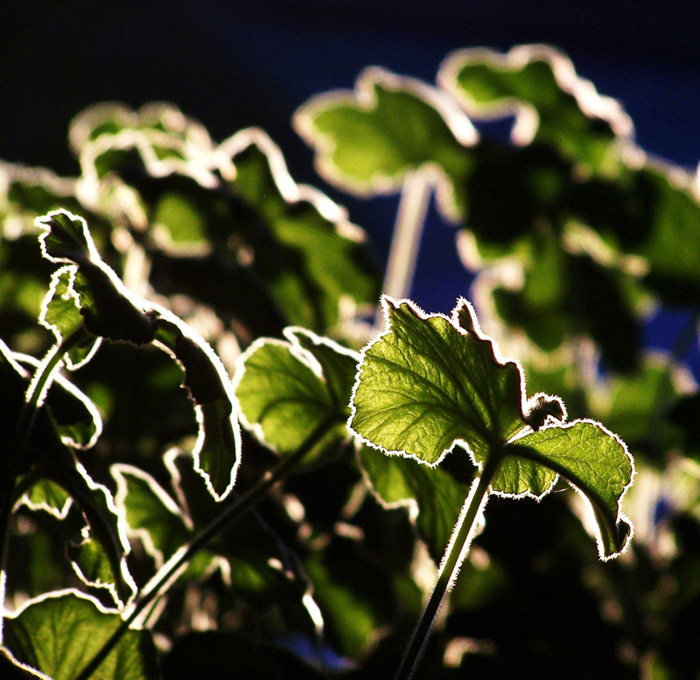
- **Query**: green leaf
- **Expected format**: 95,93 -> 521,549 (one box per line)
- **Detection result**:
111,461 -> 208,579
486,234 -> 642,373
37,209 -> 241,501
113,449 -> 312,605
357,445 -> 470,562
17,478 -> 72,520
350,297 -> 634,559
294,67 -> 475,219
39,266 -> 101,368
349,296 -> 526,467
1,590 -> 159,680
37,210 -> 156,345
70,101 -> 212,161
14,352 -> 103,450
234,328 -> 355,466
223,130 -> 381,330
503,420 -> 634,559
44,449 -> 137,607
439,44 -> 630,173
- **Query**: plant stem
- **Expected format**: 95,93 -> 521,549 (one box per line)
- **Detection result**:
74,416 -> 338,680
15,326 -> 91,459
394,450 -> 502,680
375,169 -> 432,330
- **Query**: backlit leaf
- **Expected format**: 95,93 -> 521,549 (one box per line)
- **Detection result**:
294,67 -> 476,219
504,421 -> 634,559
234,328 -> 355,466
349,296 -> 526,467
1,590 -> 159,680
439,44 -> 630,173
37,209 -> 241,500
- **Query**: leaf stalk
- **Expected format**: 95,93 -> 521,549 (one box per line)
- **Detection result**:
375,169 -> 431,331
394,450 -> 502,680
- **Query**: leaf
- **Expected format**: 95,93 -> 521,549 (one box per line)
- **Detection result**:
349,297 -> 634,559
37,210 -> 156,345
39,266 -> 101,369
357,445 -> 470,562
439,44 -> 630,173
14,352 -> 103,450
223,130 -> 381,330
1,590 -> 159,680
17,478 -> 72,520
81,122 -> 380,333
113,449 -> 312,606
43,449 -> 137,607
503,420 -> 634,559
152,313 -> 241,500
349,296 -> 526,467
486,237 -> 642,373
234,328 -> 356,466
294,67 -> 476,220
70,101 -> 212,162
37,209 -> 241,500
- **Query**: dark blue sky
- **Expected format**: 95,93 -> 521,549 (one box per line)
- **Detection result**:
2,1 -> 699,366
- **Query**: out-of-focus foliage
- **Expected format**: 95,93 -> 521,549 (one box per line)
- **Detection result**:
1,43 -> 700,679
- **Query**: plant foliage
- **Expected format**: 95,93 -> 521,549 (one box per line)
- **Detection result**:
1,43 -> 699,679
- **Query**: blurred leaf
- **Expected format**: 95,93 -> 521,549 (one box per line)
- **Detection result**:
590,353 -> 686,454
456,141 -> 572,255
18,478 -> 72,520
234,328 -> 355,466
488,238 -> 642,373
504,421 -> 634,559
305,535 -> 394,659
440,44 -> 629,173
1,590 -> 158,680
70,101 -> 212,161
84,123 -> 379,333
294,67 -> 475,219
225,131 -> 380,330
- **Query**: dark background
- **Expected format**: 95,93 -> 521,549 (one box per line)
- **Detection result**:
2,1 -> 699,361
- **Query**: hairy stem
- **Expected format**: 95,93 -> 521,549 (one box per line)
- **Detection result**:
74,416 -> 338,680
375,169 -> 431,331
394,451 -> 502,680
